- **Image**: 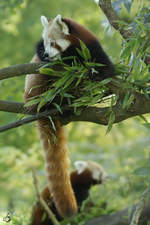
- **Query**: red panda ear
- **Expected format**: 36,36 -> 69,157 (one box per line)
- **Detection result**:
94,0 -> 99,5
54,14 -> 70,35
74,161 -> 88,174
41,15 -> 49,28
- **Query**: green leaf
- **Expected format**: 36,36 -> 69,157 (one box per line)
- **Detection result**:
52,103 -> 63,114
37,89 -> 59,111
76,40 -> 91,62
54,73 -> 70,89
98,78 -> 112,86
49,116 -> 56,132
63,76 -> 75,90
139,115 -> 148,123
122,93 -> 135,110
136,19 -> 145,31
52,133 -> 58,144
122,92 -> 129,109
24,98 -> 41,107
106,111 -> 115,134
63,93 -> 75,98
40,68 -> 62,77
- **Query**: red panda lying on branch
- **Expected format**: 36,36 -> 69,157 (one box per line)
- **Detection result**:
24,15 -> 113,218
30,160 -> 108,225
37,15 -> 114,79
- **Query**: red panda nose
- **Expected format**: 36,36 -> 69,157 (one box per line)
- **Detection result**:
44,52 -> 49,58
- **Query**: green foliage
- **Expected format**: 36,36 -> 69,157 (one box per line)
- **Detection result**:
1,0 -> 150,225
112,0 -> 133,15
120,9 -> 150,86
25,41 -> 112,114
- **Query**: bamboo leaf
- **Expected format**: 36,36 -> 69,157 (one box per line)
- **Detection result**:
106,111 -> 115,134
52,103 -> 63,114
24,98 -> 41,107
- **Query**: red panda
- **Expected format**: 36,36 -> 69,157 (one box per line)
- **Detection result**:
37,15 -> 114,79
24,15 -> 113,219
30,160 -> 108,225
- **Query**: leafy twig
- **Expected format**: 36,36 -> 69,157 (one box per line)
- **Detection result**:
0,106 -> 70,133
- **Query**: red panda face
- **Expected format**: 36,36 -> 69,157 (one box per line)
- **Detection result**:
74,160 -> 108,183
41,15 -> 71,59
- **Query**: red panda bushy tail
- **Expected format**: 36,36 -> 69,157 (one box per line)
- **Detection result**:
37,118 -> 77,218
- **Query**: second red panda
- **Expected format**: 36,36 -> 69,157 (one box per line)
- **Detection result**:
30,160 -> 108,225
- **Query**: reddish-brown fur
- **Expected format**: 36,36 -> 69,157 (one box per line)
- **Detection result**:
37,119 -> 77,217
30,167 -> 102,225
63,18 -> 98,44
24,55 -> 77,218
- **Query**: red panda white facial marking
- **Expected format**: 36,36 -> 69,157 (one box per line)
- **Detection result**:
74,160 -> 108,183
41,15 -> 71,59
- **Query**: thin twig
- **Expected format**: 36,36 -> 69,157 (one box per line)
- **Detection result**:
0,115 -> 41,132
32,168 -> 60,225
130,188 -> 149,225
0,106 -> 71,133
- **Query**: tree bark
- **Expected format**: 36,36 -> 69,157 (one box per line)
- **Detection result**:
84,200 -> 150,225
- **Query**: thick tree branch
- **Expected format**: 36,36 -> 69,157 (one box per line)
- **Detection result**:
0,100 -> 25,114
84,199 -> 150,225
0,62 -> 63,80
130,188 -> 149,225
0,63 -> 45,80
0,90 -> 150,132
96,0 -> 150,65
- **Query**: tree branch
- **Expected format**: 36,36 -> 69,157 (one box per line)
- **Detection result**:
96,0 -> 150,65
0,62 -> 63,80
85,199 -> 150,225
1,90 -> 150,132
130,188 -> 149,225
0,106 -> 70,132
96,0 -> 133,39
0,61 -> 144,97
0,100 -> 25,114
0,63 -> 45,80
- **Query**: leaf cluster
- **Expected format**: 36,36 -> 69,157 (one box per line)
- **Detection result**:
25,41 -> 112,114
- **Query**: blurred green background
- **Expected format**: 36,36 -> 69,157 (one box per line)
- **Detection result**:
0,0 -> 150,224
